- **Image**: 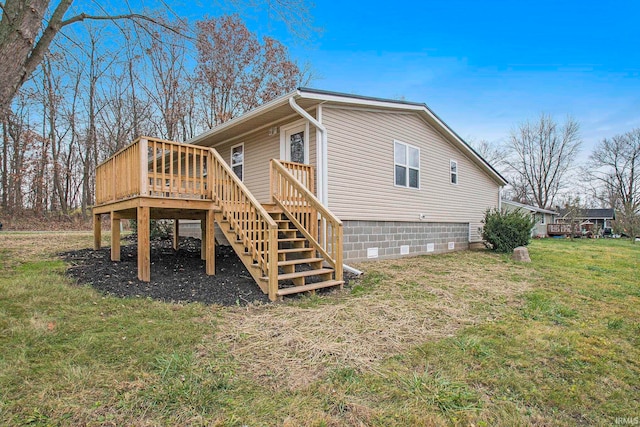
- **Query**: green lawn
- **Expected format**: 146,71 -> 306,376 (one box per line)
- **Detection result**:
0,233 -> 638,426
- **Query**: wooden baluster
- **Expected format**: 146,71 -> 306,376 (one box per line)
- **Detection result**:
178,145 -> 182,194
169,145 -> 174,196
200,150 -> 204,198
140,139 -> 148,197
151,141 -> 157,194
192,148 -> 196,195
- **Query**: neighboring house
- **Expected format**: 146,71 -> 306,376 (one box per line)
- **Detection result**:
187,87 -> 508,261
557,208 -> 616,235
501,200 -> 559,237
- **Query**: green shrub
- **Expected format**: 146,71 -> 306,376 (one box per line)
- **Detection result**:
129,219 -> 173,240
482,208 -> 536,253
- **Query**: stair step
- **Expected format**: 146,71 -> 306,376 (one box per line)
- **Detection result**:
278,247 -> 315,254
278,229 -> 298,234
278,257 -> 324,267
272,268 -> 334,282
278,237 -> 306,243
276,280 -> 345,296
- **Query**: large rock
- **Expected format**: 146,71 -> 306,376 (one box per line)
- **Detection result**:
512,246 -> 531,262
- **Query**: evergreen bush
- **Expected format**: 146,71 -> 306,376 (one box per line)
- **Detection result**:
482,208 -> 536,253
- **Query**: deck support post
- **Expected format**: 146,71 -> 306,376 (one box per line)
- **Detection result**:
200,219 -> 206,260
93,213 -> 101,250
111,213 -> 121,261
173,220 -> 179,251
205,210 -> 215,275
137,206 -> 151,282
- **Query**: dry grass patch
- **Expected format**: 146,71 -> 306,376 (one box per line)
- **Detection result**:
0,231 -> 96,270
213,250 -> 535,390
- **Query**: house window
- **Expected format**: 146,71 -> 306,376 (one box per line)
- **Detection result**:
231,143 -> 244,181
394,140 -> 420,189
450,160 -> 458,185
540,213 -> 545,224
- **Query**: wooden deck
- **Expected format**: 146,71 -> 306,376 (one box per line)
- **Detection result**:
93,137 -> 343,301
547,223 -> 580,237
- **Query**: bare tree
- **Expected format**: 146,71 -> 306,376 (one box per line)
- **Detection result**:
0,0 -> 183,116
140,26 -> 189,140
506,113 -> 581,209
0,0 -> 314,118
587,128 -> 640,240
468,138 -> 509,178
1,3 -> 315,219
195,14 -> 305,128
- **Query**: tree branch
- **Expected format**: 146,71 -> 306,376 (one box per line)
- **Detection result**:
22,0 -> 74,89
60,13 -> 181,35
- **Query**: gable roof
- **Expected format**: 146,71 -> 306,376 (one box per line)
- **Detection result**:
187,87 -> 508,186
558,208 -> 616,220
502,200 -> 559,215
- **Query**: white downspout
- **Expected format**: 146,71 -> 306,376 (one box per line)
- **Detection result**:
288,96 -> 328,207
288,96 -> 363,277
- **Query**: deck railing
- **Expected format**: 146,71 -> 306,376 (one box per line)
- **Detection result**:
547,223 -> 579,236
271,159 -> 343,278
279,160 -> 315,193
148,138 -> 209,199
96,140 -> 142,205
95,137 -> 212,205
211,149 -> 279,298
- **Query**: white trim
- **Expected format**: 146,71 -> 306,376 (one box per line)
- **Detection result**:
394,140 -> 420,190
209,112 -> 301,147
288,97 -> 329,207
320,104 -> 416,115
301,89 -> 507,186
230,142 -> 244,181
279,119 -> 310,164
186,88 -> 508,187
186,91 -> 295,146
299,90 -> 427,112
501,199 -> 559,216
450,159 -> 458,185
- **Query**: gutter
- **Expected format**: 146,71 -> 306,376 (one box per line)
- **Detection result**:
288,96 -> 329,207
343,263 -> 363,277
288,96 -> 363,279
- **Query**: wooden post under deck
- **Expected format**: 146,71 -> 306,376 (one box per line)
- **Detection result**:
111,213 -> 121,261
205,210 -> 215,275
173,220 -> 179,251
93,214 -> 101,250
137,206 -> 150,282
200,219 -> 206,260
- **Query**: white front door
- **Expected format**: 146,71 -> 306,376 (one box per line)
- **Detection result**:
282,122 -> 309,164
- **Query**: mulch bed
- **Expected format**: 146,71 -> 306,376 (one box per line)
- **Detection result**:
62,237 -> 354,306
62,237 -> 270,306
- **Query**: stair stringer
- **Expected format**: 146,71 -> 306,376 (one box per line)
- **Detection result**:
213,211 -> 269,294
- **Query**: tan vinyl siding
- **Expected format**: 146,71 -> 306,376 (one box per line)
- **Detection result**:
324,106 -> 500,241
213,111 -> 317,203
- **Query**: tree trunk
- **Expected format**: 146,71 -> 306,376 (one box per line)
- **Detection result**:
1,116 -> 8,210
0,0 -> 74,116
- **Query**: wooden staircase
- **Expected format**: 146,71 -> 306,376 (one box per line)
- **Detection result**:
214,204 -> 343,299
93,137 -> 343,301
262,205 -> 344,297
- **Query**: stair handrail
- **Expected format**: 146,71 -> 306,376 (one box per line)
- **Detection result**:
209,148 -> 279,299
270,159 -> 343,280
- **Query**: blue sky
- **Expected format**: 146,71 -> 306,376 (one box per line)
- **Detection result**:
149,0 -> 639,158
285,0 -> 640,159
